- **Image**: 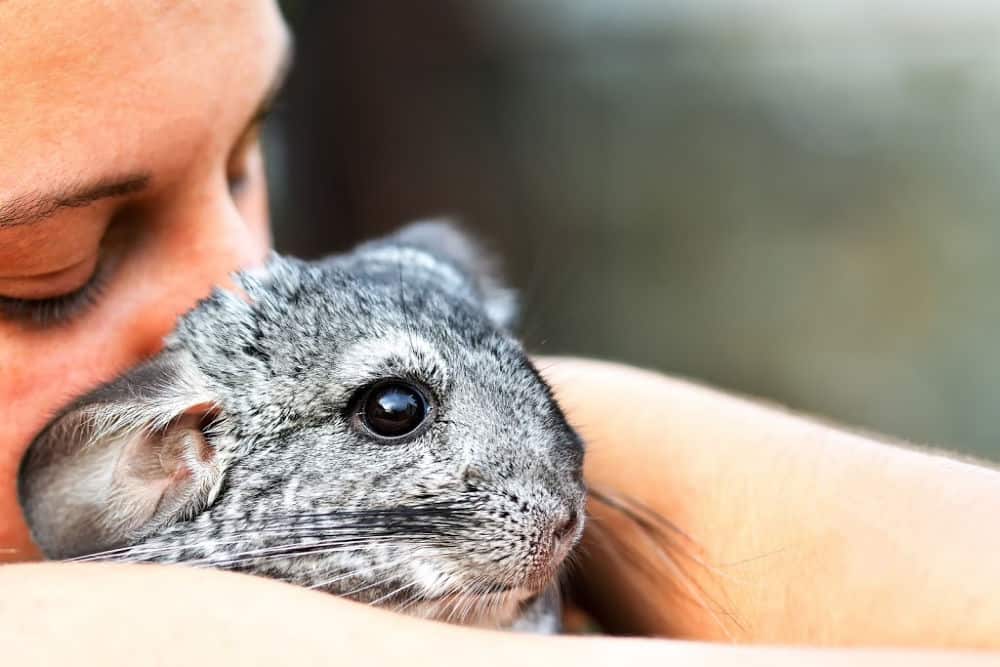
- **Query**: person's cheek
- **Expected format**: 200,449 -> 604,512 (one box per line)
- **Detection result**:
0,324 -> 135,560
0,178 -> 272,561
126,178 -> 272,359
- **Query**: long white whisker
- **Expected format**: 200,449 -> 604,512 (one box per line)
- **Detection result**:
395,590 -> 430,615
308,555 -> 419,591
372,579 -> 421,607
178,536 -> 418,568
81,537 -> 363,564
340,572 -> 409,600
74,532 -> 439,565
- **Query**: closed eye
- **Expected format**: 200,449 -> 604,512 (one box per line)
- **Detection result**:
0,261 -> 109,327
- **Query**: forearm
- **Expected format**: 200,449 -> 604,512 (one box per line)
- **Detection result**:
0,563 -> 990,665
542,358 -> 1000,648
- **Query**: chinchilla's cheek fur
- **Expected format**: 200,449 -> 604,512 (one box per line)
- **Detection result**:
18,221 -> 585,633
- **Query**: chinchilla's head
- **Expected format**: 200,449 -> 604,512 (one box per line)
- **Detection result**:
18,222 -> 585,626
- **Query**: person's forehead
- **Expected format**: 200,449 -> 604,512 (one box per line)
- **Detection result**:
0,0 -> 287,193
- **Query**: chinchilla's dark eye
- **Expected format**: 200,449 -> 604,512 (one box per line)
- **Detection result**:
358,381 -> 430,440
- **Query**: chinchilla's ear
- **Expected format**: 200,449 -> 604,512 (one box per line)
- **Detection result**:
17,350 -> 230,560
382,219 -> 518,329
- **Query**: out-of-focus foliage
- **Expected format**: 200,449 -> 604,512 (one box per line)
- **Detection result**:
270,1 -> 1000,460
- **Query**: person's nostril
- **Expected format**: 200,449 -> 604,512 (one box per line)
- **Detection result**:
554,508 -> 580,541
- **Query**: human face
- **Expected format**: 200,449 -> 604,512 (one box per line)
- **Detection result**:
0,0 -> 291,559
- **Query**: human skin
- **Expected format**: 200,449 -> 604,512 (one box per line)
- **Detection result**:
0,0 -> 285,556
544,359 -> 1000,648
1,1 -> 999,663
1,563 -> 995,667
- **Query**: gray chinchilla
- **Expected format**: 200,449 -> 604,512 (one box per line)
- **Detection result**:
18,221 -> 586,633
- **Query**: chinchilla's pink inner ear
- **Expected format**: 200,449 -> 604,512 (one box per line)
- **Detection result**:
386,219 -> 520,330
17,352 -> 227,560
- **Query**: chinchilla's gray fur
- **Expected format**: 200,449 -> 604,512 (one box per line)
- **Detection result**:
18,222 -> 586,632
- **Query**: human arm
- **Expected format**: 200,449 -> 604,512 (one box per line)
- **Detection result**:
541,357 -> 1000,648
0,562 -> 991,666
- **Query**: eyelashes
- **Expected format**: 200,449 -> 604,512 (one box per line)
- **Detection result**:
226,115 -> 269,196
0,262 -> 109,327
227,99 -> 282,196
2,108 -> 279,329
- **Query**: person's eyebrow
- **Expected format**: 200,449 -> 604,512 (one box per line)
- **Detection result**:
0,172 -> 152,229
2,39 -> 293,231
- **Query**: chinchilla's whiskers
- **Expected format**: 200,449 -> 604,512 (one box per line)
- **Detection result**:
68,504 -> 474,565
307,554 -> 419,591
70,533 -> 403,564
452,592 -> 477,625
560,547 -> 585,588
249,541 -> 444,574
591,487 -> 747,597
65,531 -> 381,562
242,505 -> 476,539
400,571 -> 450,619
476,588 -> 495,624
483,583 -> 509,626
372,578 -> 422,607
441,593 -> 466,624
644,528 -> 738,640
176,535 -> 442,568
70,534 -> 442,567
586,496 -> 743,640
420,590 -> 450,621
439,578 -> 464,624
196,517 -> 465,570
424,566 -> 517,623
460,582 -> 487,624
435,580 -> 509,626
179,537 -> 423,569
464,581 -> 497,624
67,543 -> 152,561
340,572 -> 410,600
384,567 -> 512,623
394,589 -> 431,615
443,573 -> 486,625
588,488 -> 720,574
397,258 -> 418,363
56,499 -> 529,624
311,555 -> 428,593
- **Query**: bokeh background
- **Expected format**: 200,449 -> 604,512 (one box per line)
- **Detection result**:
267,1 -> 1000,461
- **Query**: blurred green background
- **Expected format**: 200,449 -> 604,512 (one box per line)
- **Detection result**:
268,1 -> 1000,461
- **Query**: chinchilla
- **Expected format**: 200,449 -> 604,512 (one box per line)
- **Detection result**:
18,221 -> 586,633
